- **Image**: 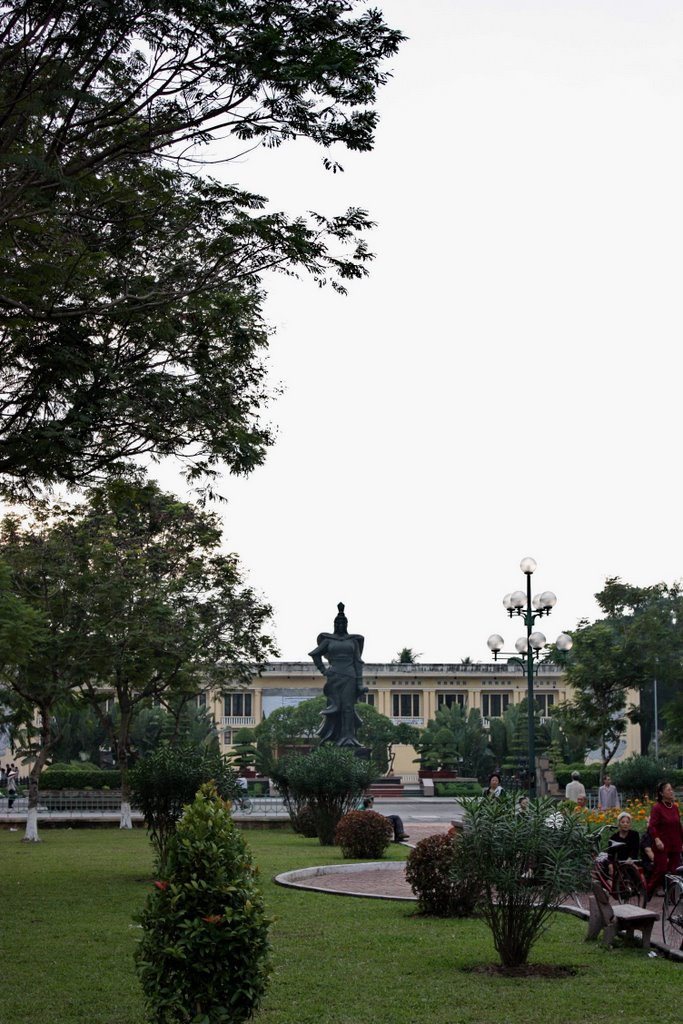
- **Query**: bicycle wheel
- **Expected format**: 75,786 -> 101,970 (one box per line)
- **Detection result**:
241,797 -> 253,815
661,880 -> 683,950
614,863 -> 647,908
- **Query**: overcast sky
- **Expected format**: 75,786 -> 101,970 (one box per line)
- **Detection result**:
164,0 -> 683,664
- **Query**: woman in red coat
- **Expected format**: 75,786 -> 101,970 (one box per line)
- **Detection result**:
646,781 -> 683,899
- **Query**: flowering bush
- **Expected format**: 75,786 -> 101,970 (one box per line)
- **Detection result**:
572,798 -> 650,831
135,782 -> 271,1024
405,831 -> 478,917
335,810 -> 392,858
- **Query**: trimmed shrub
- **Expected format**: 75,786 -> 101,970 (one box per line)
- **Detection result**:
335,810 -> 392,858
553,763 -> 601,790
41,766 -> 121,790
129,743 -> 239,871
271,746 -> 376,845
135,783 -> 271,1024
434,781 -> 482,798
406,832 -> 478,917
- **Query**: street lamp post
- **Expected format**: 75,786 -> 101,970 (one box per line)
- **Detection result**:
486,557 -> 573,795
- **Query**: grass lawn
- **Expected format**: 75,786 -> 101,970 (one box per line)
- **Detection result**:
1,826 -> 679,1024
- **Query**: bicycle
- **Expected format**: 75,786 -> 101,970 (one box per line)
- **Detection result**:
591,828 -> 647,908
661,867 -> 683,950
235,794 -> 253,814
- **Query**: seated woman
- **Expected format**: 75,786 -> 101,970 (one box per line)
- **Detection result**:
607,811 -> 640,863
606,811 -> 643,884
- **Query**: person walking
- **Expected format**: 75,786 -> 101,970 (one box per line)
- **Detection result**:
646,781 -> 683,900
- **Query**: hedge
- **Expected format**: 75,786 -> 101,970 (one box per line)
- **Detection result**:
41,766 -> 122,790
434,781 -> 482,798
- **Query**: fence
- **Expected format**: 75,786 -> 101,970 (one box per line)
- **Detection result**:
0,794 -> 288,818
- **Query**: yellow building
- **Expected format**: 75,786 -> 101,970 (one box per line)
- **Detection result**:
208,661 -> 641,776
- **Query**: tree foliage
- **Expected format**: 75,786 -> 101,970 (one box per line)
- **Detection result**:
0,520 -> 89,839
414,704 -> 491,777
553,578 -> 682,764
129,743 -> 239,870
0,1 -> 404,498
0,475 -> 276,825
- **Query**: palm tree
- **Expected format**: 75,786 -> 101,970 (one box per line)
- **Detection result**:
393,647 -> 422,664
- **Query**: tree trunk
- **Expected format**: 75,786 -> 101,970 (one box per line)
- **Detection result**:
118,707 -> 133,829
22,710 -> 53,843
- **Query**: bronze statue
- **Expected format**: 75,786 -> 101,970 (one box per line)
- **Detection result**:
309,602 -> 366,746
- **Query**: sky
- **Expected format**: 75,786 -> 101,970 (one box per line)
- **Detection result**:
161,0 -> 683,664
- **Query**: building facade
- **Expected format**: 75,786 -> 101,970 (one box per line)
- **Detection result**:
210,661 -> 641,776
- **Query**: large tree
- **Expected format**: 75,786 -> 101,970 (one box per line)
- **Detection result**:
0,518 -> 88,841
555,578 -> 683,764
0,1 -> 404,498
1,476 -> 276,827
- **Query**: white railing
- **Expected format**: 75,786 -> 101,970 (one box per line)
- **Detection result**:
222,716 -> 255,727
390,717 -> 424,727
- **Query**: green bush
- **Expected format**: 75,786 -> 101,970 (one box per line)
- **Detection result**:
434,781 -> 482,797
553,764 -> 601,790
452,796 -> 594,969
610,755 -> 670,797
335,810 -> 392,859
271,746 -> 376,845
129,743 -> 239,871
41,766 -> 121,790
135,783 -> 271,1024
405,832 -> 478,917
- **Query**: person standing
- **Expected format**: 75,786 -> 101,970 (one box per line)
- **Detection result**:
483,773 -> 505,798
598,773 -> 619,810
6,763 -> 18,809
565,771 -> 586,803
646,781 -> 683,899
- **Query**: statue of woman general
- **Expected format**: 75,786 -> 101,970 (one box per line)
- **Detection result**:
309,602 -> 366,747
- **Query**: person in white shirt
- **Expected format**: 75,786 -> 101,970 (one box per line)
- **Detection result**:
565,771 -> 586,803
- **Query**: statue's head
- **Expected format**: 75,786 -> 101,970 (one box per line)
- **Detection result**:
333,601 -> 348,635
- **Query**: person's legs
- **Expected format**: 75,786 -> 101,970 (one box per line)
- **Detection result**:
647,848 -> 669,897
386,814 -> 407,841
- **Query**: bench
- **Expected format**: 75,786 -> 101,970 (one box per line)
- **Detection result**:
586,881 -> 658,951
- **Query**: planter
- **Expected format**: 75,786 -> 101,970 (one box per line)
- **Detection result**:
418,770 -> 458,780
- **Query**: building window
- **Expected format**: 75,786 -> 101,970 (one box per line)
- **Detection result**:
534,693 -> 555,717
223,692 -> 253,717
196,692 -> 207,709
481,692 -> 511,718
392,693 -> 421,718
222,728 -> 233,746
437,692 -> 467,710
358,691 -> 375,707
